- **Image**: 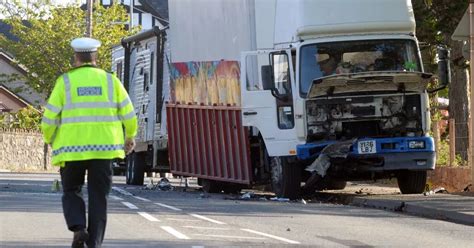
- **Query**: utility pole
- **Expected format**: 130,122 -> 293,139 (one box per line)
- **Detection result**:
129,0 -> 134,30
470,0 -> 474,186
86,0 -> 93,37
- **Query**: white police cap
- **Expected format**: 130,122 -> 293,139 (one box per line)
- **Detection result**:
70,37 -> 101,53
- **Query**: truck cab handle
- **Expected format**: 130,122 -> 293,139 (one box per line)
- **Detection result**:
243,111 -> 258,116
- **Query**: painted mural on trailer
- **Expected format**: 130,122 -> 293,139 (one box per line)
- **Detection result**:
168,60 -> 241,106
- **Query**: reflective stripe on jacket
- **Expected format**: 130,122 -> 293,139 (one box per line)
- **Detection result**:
41,66 -> 137,166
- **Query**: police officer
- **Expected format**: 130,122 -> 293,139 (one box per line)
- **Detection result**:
41,37 -> 137,248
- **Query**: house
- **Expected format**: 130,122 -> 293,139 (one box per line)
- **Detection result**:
104,0 -> 169,82
0,85 -> 31,113
0,50 -> 46,107
94,0 -> 168,29
1,20 -> 46,108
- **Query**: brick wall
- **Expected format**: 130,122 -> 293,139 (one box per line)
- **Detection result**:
0,129 -> 51,171
428,167 -> 472,192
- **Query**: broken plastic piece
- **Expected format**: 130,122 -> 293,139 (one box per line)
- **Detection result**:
240,192 -> 254,200
270,197 -> 290,202
158,178 -> 172,191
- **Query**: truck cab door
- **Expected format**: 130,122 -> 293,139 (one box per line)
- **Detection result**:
240,50 -> 299,156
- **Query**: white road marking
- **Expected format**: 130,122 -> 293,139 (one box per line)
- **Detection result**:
188,214 -> 226,225
109,195 -> 124,201
166,218 -> 200,222
0,192 -> 60,197
121,202 -> 139,210
241,229 -> 300,244
133,196 -> 151,202
0,177 -> 60,182
0,182 -> 51,187
137,212 -> 160,222
191,246 -> 204,248
112,186 -> 133,196
155,202 -> 182,211
160,226 -> 190,240
195,234 -> 266,240
183,226 -> 230,230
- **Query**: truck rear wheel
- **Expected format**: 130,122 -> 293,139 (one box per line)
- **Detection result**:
126,152 -> 146,185
271,156 -> 301,200
397,170 -> 427,194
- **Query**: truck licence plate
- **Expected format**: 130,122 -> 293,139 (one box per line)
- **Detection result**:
358,140 -> 376,154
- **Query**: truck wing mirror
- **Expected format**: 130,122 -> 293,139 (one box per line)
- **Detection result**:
429,46 -> 451,93
261,65 -> 274,90
437,47 -> 451,88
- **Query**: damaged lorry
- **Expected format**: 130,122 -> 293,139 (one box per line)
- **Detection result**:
115,0 -> 450,199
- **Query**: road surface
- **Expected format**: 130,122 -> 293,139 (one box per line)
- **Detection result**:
1,172 -> 473,247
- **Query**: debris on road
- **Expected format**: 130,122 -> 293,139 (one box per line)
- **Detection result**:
423,187 -> 448,196
141,177 -> 173,191
199,193 -> 210,199
464,184 -> 473,192
158,178 -> 172,191
270,197 -> 290,202
240,192 -> 254,200
51,179 -> 60,192
144,178 -> 156,190
355,188 -> 373,195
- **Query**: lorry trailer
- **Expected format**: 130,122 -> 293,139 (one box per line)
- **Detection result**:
114,0 -> 450,199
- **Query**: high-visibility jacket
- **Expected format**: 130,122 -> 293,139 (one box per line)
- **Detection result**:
41,65 -> 137,167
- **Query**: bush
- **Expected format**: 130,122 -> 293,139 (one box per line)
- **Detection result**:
436,140 -> 465,167
0,106 -> 42,130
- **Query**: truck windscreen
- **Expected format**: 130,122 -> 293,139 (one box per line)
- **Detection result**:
299,39 -> 421,96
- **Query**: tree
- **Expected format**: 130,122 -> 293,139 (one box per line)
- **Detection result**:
0,0 -> 135,96
413,0 -> 470,161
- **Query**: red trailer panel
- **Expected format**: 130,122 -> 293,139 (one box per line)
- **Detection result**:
166,103 -> 252,184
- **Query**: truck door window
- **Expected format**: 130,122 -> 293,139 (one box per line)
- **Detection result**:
272,53 -> 291,95
271,53 -> 295,129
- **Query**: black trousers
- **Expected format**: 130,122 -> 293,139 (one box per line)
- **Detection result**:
60,159 -> 113,248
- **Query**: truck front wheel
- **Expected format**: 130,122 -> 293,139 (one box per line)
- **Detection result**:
126,152 -> 146,185
397,170 -> 427,194
271,156 -> 301,200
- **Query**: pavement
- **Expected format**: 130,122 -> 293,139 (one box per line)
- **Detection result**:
317,183 -> 474,226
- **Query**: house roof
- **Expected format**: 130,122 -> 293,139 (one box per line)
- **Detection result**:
0,20 -> 18,42
138,0 -> 168,21
0,50 -> 28,76
452,9 -> 469,41
0,84 -> 31,108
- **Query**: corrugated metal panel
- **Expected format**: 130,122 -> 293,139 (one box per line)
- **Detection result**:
166,103 -> 252,184
130,42 -> 156,143
155,32 -> 171,139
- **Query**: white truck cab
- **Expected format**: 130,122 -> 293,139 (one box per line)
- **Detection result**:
239,0 -> 447,197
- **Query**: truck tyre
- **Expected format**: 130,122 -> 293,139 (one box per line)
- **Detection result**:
271,156 -> 301,200
126,152 -> 146,185
201,179 -> 223,193
397,170 -> 427,194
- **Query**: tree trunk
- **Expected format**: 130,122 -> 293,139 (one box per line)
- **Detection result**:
448,41 -> 470,161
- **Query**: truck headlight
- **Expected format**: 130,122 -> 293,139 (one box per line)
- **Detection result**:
409,140 -> 425,149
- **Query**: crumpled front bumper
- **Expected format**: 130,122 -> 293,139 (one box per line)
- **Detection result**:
297,136 -> 435,171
